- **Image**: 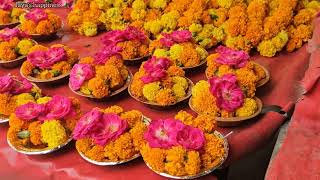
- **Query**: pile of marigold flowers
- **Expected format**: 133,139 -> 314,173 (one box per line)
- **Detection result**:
139,111 -> 226,176
69,47 -> 129,98
67,0 -> 319,57
7,95 -> 81,150
74,106 -> 146,162
0,28 -> 36,61
0,0 -> 24,25
100,26 -> 150,60
130,56 -> 190,106
150,30 -> 208,68
20,8 -> 62,35
192,46 -> 263,117
20,44 -> 79,80
0,74 -> 41,118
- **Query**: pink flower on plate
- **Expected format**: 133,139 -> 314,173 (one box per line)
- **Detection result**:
27,50 -> 52,69
93,113 -> 128,146
73,108 -> 104,140
94,45 -> 122,65
124,26 -> 147,43
209,74 -> 244,112
140,68 -> 167,83
170,30 -> 192,43
11,76 -> 33,94
45,47 -> 67,64
0,28 -> 20,41
25,8 -> 48,24
100,30 -> 126,45
143,56 -> 170,72
15,102 -> 46,121
69,64 -> 95,90
53,0 -> 74,7
0,75 -> 14,94
144,119 -> 185,149
215,46 -> 249,68
160,33 -> 175,47
176,125 -> 205,150
45,95 -> 74,120
0,0 -> 13,11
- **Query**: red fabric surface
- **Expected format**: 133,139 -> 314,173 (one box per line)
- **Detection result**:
0,9 -> 312,179
265,15 -> 320,180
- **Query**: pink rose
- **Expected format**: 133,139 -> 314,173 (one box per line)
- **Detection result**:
53,0 -> 74,6
73,108 -> 104,140
209,74 -> 244,112
170,30 -> 192,43
27,50 -> 52,69
45,95 -> 74,120
69,64 -> 95,90
93,45 -> 122,65
45,47 -> 67,64
123,26 -> 147,43
0,0 -> 13,11
25,8 -> 48,24
93,113 -> 128,146
15,102 -> 46,121
160,33 -> 175,47
144,119 -> 185,149
100,30 -> 126,45
0,75 -> 14,93
143,56 -> 170,72
215,46 -> 249,68
176,125 -> 205,150
11,76 -> 33,94
140,68 -> 167,83
0,28 -> 20,41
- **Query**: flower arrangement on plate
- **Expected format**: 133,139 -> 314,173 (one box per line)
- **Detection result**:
0,0 -> 24,29
149,30 -> 208,70
139,111 -> 228,178
19,8 -> 62,39
69,47 -> 131,99
0,28 -> 37,67
74,105 -> 148,165
0,74 -> 41,123
20,44 -> 79,83
100,26 -> 150,64
128,56 -> 193,108
7,95 -> 81,154
205,46 -> 269,87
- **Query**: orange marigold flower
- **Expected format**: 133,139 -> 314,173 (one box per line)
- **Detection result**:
220,110 -> 235,117
149,39 -> 162,53
201,11 -> 213,24
106,56 -> 124,68
8,113 -> 30,130
76,138 -> 93,154
21,20 -> 37,34
130,71 -> 145,98
36,20 -> 55,35
120,110 -> 143,128
139,44 -> 149,57
28,121 -> 42,146
161,77 -> 174,89
155,88 -> 176,105
73,0 -> 91,12
47,13 -> 62,30
193,114 -> 216,133
129,121 -> 147,151
118,40 -> 141,59
112,133 -> 137,160
226,4 -> 248,37
213,8 -> 228,27
165,146 -> 187,176
83,9 -> 102,25
104,141 -> 118,161
201,133 -> 225,170
87,77 -> 109,98
253,63 -> 266,81
217,65 -> 234,77
85,145 -> 105,161
21,60 -> 35,76
185,151 -> 201,175
0,10 -> 10,24
0,94 -> 17,116
96,64 -> 124,90
286,24 -> 312,52
123,7 -> 132,21
104,105 -> 124,115
79,56 -> 94,64
28,44 -> 48,53
7,128 -> 22,147
146,9 -> 161,21
0,42 -> 17,60
174,110 -> 194,125
141,144 -> 167,172
8,37 -> 20,47
167,66 -> 185,77
179,45 -> 201,67
51,61 -> 71,74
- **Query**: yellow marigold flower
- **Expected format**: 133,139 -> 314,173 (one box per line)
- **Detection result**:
142,82 -> 161,102
28,121 -> 42,146
67,11 -> 83,31
169,44 -> 183,60
88,77 -> 109,98
79,22 -> 98,37
41,120 -> 67,149
0,42 -> 17,60
195,47 -> 208,60
175,110 -> 194,125
149,0 -> 168,9
52,61 -> 71,74
306,1 -> 320,11
86,145 -> 105,161
271,30 -> 288,52
257,40 -> 277,57
155,88 -> 176,105
192,80 -> 208,97
120,110 -> 142,128
189,23 -> 203,34
212,26 -> 226,42
95,0 -> 111,9
144,20 -> 162,35
172,76 -> 188,90
16,39 -> 34,56
131,9 -> 147,20
106,7 -> 123,23
28,44 -> 48,53
153,48 -> 169,58
16,93 -> 35,106
11,8 -> 25,22
105,105 -> 124,114
21,60 -> 34,76
236,98 -> 258,117
75,138 -> 93,154
129,121 -> 147,150
80,81 -> 92,95
160,11 -> 180,31
36,97 -> 52,104
225,35 -> 252,52
141,144 -> 167,172
185,151 -> 201,176
172,84 -> 186,99
39,70 -> 54,79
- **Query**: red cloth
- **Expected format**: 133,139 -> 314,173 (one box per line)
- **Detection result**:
265,15 -> 320,180
0,9 -> 312,179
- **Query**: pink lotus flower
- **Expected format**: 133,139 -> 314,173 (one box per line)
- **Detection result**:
0,0 -> 13,11
140,68 -> 167,83
0,75 -> 14,93
69,64 -> 95,90
143,56 -> 170,72
215,46 -> 249,68
176,125 -> 205,150
45,95 -> 75,120
100,30 -> 126,45
45,47 -> 67,64
144,119 -> 185,149
93,113 -> 128,146
25,8 -> 48,24
11,76 -> 33,94
0,28 -> 20,41
160,30 -> 192,47
27,51 -> 52,69
209,74 -> 244,112
15,102 -> 46,121
94,45 -> 122,65
124,26 -> 147,43
73,108 -> 104,140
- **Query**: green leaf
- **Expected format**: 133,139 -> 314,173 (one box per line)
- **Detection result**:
32,68 -> 40,75
52,70 -> 62,77
210,14 -> 219,20
17,130 -> 30,139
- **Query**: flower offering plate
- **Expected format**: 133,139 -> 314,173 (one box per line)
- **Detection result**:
20,70 -> 70,84
253,62 -> 270,87
144,131 -> 229,179
128,78 -> 194,109
0,114 -> 9,124
124,55 -> 151,66
189,97 -> 263,127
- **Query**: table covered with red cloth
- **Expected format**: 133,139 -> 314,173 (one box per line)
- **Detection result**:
0,9 -> 313,179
